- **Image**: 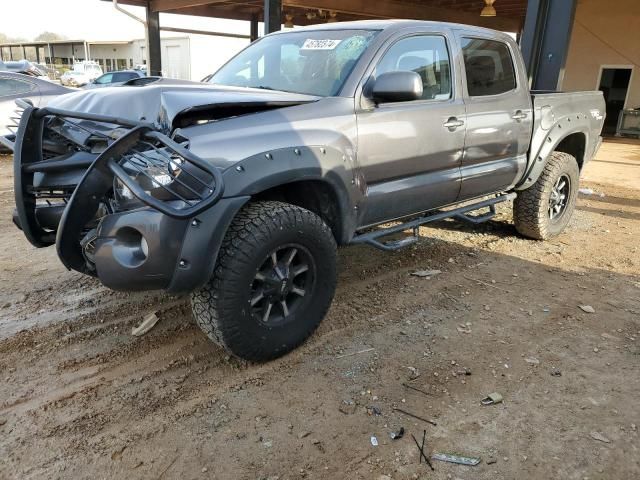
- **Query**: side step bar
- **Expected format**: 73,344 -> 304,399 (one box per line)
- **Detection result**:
350,193 -> 517,252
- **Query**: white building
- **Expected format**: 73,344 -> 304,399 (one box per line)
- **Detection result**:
1,33 -> 249,82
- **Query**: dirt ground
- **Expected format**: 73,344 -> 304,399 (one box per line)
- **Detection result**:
0,141 -> 639,480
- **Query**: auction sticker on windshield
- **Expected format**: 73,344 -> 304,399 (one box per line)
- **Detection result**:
301,39 -> 342,50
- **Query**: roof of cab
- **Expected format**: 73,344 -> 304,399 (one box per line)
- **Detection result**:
268,19 -> 512,41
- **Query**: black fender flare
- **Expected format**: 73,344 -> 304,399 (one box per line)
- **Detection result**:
220,145 -> 362,244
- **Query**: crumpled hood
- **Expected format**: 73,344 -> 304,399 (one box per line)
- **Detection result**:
47,80 -> 319,132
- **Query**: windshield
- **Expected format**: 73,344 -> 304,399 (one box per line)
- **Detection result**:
208,29 -> 378,97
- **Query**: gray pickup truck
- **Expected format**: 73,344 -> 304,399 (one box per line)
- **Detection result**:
8,20 -> 605,361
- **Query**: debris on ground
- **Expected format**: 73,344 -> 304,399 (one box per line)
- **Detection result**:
406,366 -> 420,379
389,427 -> 405,440
335,347 -> 375,359
579,188 -> 595,195
525,357 -> 540,365
131,312 -> 160,337
338,399 -> 357,415
487,457 -> 497,465
370,436 -> 379,446
481,392 -> 503,405
411,430 -> 434,471
550,368 -> 562,377
589,431 -> 611,443
432,452 -> 481,466
457,323 -> 472,334
579,305 -> 596,313
367,406 -> 382,416
402,383 -> 431,397
393,407 -> 437,426
410,269 -> 441,278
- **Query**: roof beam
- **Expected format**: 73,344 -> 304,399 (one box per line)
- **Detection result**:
150,0 -> 229,12
283,0 -> 522,31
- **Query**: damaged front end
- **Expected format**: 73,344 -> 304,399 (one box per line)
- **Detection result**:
13,100 -> 241,293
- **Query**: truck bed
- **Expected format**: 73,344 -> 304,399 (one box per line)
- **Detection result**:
521,90 -> 605,190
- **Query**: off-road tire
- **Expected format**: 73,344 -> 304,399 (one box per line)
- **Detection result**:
191,201 -> 337,362
514,151 -> 580,240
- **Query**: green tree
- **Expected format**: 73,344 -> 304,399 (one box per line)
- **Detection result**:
34,32 -> 66,42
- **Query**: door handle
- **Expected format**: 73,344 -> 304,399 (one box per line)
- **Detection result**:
512,110 -> 528,121
443,117 -> 464,130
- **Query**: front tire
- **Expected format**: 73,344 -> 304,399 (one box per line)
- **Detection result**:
191,201 -> 337,362
514,151 -> 580,240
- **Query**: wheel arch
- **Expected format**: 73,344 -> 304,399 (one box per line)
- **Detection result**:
252,178 -> 350,245
221,145 -> 362,245
517,123 -> 590,191
555,132 -> 587,170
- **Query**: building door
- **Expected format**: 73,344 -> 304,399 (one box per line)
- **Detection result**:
597,67 -> 632,135
165,45 -> 181,79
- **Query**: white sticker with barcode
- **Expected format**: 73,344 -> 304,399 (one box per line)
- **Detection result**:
300,39 -> 342,50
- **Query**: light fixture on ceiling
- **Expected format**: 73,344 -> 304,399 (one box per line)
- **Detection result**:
481,0 -> 496,17
284,13 -> 294,28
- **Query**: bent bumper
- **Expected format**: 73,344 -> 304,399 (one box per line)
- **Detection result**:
93,196 -> 249,294
13,103 -> 245,294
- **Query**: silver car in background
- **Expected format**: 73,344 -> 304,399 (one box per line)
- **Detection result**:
83,70 -> 146,89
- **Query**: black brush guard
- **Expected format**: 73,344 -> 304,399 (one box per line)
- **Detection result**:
14,103 -> 225,274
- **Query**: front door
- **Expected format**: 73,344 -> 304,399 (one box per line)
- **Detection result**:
455,34 -> 533,201
356,32 -> 466,227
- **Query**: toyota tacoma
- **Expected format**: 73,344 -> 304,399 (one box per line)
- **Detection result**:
5,21 -> 605,361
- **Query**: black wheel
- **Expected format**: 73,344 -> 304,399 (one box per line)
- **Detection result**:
513,151 -> 580,240
191,201 -> 337,362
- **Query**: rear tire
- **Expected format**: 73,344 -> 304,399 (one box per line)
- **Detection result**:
514,151 -> 580,240
191,201 -> 337,362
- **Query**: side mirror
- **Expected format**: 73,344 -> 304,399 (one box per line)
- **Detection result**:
370,71 -> 423,103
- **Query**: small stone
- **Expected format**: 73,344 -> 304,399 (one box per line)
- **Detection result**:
579,305 -> 595,313
590,431 -> 610,443
487,457 -> 497,465
202,467 -> 208,473
525,357 -> 540,365
298,431 -> 311,439
0,418 -> 6,426
339,400 -> 357,415
410,269 -> 442,278
593,347 -> 599,353
550,368 -> 562,377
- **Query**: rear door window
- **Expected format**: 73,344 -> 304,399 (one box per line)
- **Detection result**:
461,38 -> 516,96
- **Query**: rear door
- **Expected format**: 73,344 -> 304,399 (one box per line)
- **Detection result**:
356,29 -> 466,226
454,33 -> 532,200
